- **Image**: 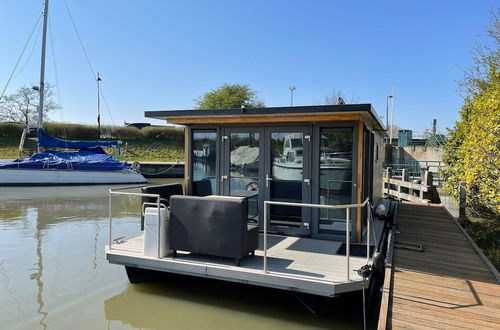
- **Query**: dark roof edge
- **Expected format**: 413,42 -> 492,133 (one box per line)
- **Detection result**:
144,104 -> 385,130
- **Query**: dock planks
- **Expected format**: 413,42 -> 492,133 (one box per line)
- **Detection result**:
378,202 -> 500,329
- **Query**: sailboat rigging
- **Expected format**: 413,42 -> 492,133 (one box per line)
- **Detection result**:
0,0 -> 146,185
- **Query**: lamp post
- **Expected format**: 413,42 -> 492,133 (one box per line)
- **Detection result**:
389,85 -> 396,144
289,86 -> 296,107
386,95 -> 393,133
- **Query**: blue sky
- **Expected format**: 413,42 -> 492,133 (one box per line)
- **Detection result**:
0,1 -> 497,132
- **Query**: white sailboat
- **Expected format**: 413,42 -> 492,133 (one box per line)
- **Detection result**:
0,0 -> 146,185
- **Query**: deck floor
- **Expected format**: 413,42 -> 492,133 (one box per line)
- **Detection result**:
379,202 -> 500,329
107,233 -> 377,296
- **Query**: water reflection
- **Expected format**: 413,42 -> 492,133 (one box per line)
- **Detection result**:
105,273 -> 362,330
33,222 -> 48,330
0,181 -> 170,329
0,180 -> 367,329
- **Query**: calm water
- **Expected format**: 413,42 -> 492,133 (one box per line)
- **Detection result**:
0,179 -> 369,330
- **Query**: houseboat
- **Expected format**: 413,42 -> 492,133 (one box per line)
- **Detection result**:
106,104 -> 390,298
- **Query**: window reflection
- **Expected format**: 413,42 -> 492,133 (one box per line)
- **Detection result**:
192,130 -> 217,196
319,128 -> 353,235
229,132 -> 259,221
270,132 -> 304,227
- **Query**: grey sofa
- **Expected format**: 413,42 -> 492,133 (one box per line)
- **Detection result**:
169,195 -> 259,265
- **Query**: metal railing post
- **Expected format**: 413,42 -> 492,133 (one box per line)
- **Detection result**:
109,191 -> 112,250
346,207 -> 350,281
157,196 -> 161,259
263,201 -> 268,273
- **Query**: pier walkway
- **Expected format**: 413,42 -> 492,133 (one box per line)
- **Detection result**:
378,202 -> 500,329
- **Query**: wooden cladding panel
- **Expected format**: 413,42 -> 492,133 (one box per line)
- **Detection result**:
164,112 -> 361,125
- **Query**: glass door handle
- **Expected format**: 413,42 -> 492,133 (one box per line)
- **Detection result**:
265,174 -> 273,188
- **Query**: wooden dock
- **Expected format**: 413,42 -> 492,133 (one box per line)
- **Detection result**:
378,202 -> 500,329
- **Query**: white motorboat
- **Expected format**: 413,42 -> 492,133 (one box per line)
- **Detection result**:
272,133 -> 352,190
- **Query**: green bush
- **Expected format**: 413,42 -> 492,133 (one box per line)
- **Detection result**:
44,123 -> 99,140
40,122 -> 184,142
140,126 -> 183,140
113,126 -> 141,139
462,215 -> 500,271
0,123 -> 24,138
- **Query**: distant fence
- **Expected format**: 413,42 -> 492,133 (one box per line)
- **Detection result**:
385,160 -> 444,186
383,167 -> 435,203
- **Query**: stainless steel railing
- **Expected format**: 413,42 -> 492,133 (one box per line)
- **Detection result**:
108,186 -> 375,282
263,198 -> 372,281
108,186 -> 166,259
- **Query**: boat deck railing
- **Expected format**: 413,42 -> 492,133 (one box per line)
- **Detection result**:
263,198 -> 372,281
108,186 -> 374,283
108,186 -> 165,258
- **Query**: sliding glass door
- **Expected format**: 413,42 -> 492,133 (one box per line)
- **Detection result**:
221,126 -> 311,235
263,127 -> 311,236
222,128 -> 263,223
313,126 -> 357,240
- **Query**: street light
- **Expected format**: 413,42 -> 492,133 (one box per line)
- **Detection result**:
289,86 -> 296,107
386,95 -> 393,138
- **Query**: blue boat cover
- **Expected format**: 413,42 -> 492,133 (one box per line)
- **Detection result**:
0,148 -> 129,171
37,129 -> 119,149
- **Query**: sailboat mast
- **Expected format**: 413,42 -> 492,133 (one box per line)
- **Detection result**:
38,0 -> 49,129
97,72 -> 101,138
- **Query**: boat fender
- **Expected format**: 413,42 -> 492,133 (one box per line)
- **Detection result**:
375,204 -> 387,218
372,251 -> 385,282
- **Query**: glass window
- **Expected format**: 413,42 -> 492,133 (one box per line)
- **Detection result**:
270,132 -> 304,228
318,128 -> 353,235
228,132 -> 260,221
192,130 -> 217,196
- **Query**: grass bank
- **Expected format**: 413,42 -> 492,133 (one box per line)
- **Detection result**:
0,123 -> 185,162
0,138 -> 23,159
119,139 -> 183,162
0,137 -> 184,162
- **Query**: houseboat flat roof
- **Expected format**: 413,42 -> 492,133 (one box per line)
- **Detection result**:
145,104 -> 386,131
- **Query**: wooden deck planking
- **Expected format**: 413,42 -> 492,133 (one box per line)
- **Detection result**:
379,202 -> 500,330
107,234 -> 372,296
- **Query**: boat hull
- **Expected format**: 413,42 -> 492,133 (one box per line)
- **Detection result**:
0,168 -> 147,185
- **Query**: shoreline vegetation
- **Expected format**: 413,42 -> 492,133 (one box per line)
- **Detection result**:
460,213 -> 500,272
0,122 -> 184,162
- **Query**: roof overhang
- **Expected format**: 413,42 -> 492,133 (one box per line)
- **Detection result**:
145,104 -> 387,133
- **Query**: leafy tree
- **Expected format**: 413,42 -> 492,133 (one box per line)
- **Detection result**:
0,83 -> 59,127
442,11 -> 500,218
194,83 -> 264,109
